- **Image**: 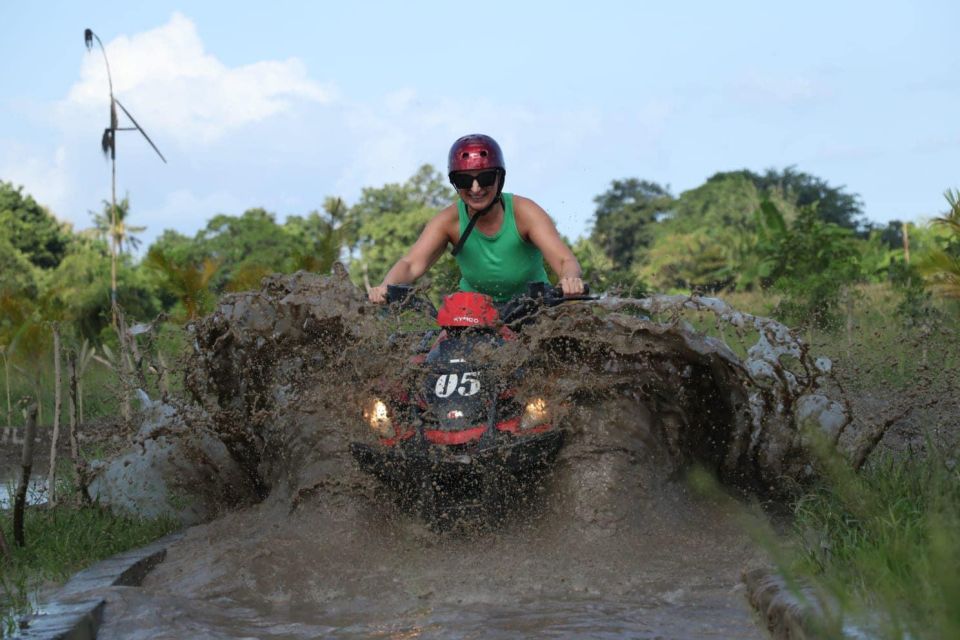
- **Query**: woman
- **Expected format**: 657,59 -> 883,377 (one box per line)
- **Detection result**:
367,134 -> 584,304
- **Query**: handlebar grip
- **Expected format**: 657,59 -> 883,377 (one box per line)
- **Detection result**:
525,281 -> 590,299
386,284 -> 413,304
550,283 -> 590,298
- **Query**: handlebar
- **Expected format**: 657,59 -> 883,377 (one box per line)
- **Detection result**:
385,284 -> 438,317
498,282 -> 595,327
383,282 -> 593,326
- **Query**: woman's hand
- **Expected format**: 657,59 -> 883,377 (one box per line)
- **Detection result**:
367,284 -> 388,304
558,276 -> 585,296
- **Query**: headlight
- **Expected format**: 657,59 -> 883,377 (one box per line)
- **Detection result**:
520,397 -> 550,430
363,398 -> 393,437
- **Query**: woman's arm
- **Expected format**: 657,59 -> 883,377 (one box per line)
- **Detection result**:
367,208 -> 454,303
516,197 -> 584,296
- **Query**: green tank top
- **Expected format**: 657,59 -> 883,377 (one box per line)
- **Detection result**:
454,193 -> 550,302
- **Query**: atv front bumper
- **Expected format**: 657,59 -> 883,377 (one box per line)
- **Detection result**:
350,429 -> 563,487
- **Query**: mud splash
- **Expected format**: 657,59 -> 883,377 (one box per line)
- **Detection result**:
88,271 -> 848,637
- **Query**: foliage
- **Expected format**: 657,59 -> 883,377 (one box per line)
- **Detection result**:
620,168 -> 868,295
918,189 -> 960,299
589,178 -> 673,275
144,246 -> 221,320
345,164 -> 453,250
669,172 -> 766,231
638,173 -> 798,291
195,208 -> 302,291
875,220 -> 907,249
638,229 -> 730,291
147,202 -> 347,298
768,204 -> 863,329
0,181 -> 73,270
571,236 -> 646,296
789,447 -> 960,639
89,195 -> 146,255
45,238 -> 160,341
0,237 -> 39,306
283,197 -> 347,274
718,166 -> 864,230
348,165 -> 458,294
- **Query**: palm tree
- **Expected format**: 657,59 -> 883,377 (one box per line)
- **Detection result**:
90,196 -> 146,255
919,190 -> 960,299
145,247 -> 221,320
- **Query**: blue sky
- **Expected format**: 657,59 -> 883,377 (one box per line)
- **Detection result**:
1,1 -> 958,255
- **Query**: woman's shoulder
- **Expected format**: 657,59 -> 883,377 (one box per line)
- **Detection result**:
508,194 -> 553,238
430,202 -> 460,235
509,194 -> 550,221
436,201 -> 459,222
509,194 -> 546,213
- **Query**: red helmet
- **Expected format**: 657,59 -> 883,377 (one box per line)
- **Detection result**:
437,292 -> 500,327
447,134 -> 505,175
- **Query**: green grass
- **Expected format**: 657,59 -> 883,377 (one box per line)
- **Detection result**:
677,283 -> 960,638
1,501 -> 178,636
0,322 -> 188,427
783,445 -> 960,639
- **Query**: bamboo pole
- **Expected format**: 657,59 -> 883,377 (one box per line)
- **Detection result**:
48,323 -> 62,506
902,221 -> 911,264
33,372 -> 42,426
68,353 -> 91,505
13,402 -> 38,547
0,524 -> 10,563
1,346 -> 11,426
156,351 -> 170,399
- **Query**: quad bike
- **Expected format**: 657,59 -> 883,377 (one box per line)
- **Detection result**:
350,282 -> 592,527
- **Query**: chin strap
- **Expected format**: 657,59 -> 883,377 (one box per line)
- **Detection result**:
451,194 -> 502,257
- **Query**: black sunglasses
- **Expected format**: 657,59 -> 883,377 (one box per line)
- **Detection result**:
450,170 -> 499,190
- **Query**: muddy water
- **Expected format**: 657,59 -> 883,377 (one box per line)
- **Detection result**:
98,408 -> 764,638
89,273 -> 832,637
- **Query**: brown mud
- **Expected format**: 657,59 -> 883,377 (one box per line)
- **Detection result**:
89,271 -> 851,638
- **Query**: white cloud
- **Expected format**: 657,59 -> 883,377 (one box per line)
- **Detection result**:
64,13 -> 336,145
136,188 -> 250,245
0,142 -> 72,219
334,93 -> 604,197
383,88 -> 417,113
732,71 -> 830,106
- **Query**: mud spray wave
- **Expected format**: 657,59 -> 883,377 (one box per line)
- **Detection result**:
84,270 -> 849,638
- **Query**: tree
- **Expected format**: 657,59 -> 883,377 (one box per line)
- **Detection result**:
348,165 -> 457,293
46,237 -> 160,342
762,203 -> 863,328
639,173 -> 772,291
571,236 -> 647,296
346,165 -> 453,246
90,195 -> 146,255
194,208 -> 301,292
0,235 -> 40,300
919,189 -> 960,299
144,247 -> 221,320
0,236 -> 39,426
283,197 -> 347,274
713,167 -> 864,230
635,170 -> 859,293
589,179 -> 673,273
639,229 -> 731,292
0,181 -> 72,269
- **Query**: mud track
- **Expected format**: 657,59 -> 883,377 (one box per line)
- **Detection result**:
82,271 -> 849,637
